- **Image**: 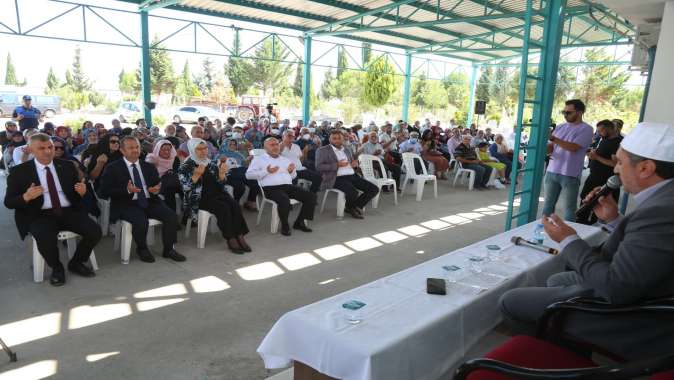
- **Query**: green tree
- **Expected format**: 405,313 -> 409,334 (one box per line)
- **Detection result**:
411,74 -> 429,108
136,37 -> 175,95
443,71 -> 469,111
476,66 -> 492,103
69,46 -> 92,92
320,69 -> 335,100
363,55 -> 396,108
489,66 -> 514,118
195,57 -> 216,95
175,61 -> 200,103
336,45 -> 348,79
46,67 -> 60,94
292,63 -> 303,98
555,65 -> 577,105
4,53 -> 18,85
333,70 -> 364,100
362,43 -> 372,66
226,32 -> 253,97
118,69 -> 139,96
247,37 -> 293,97
576,48 -> 629,105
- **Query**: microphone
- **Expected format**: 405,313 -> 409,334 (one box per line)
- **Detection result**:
575,175 -> 621,219
511,236 -> 559,255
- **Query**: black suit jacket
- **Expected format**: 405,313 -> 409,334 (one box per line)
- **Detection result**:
99,158 -> 162,222
4,159 -> 84,239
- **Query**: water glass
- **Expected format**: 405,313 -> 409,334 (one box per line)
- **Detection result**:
468,255 -> 485,273
342,301 -> 366,324
442,265 -> 464,284
486,245 -> 502,262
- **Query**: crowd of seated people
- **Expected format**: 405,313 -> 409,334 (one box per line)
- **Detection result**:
2,114 -> 526,286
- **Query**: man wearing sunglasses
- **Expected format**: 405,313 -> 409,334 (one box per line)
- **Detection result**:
542,99 -> 594,221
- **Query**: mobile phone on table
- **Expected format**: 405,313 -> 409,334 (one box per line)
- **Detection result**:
426,278 -> 446,295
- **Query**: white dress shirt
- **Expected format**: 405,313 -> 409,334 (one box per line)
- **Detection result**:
34,159 -> 71,209
123,157 -> 150,199
245,152 -> 297,187
332,145 -> 355,176
280,142 -> 305,171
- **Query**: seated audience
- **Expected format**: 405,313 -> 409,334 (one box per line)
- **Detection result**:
146,139 -> 181,212
52,136 -> 99,217
178,138 -> 251,254
100,136 -> 184,263
87,134 -> 123,190
218,138 -> 260,211
477,142 -> 508,184
178,126 -> 217,159
454,134 -> 493,190
399,132 -> 422,155
4,133 -> 102,286
316,130 -> 379,219
280,130 -> 322,193
246,136 -> 316,236
12,129 -> 38,166
421,129 -> 449,179
361,131 -> 401,189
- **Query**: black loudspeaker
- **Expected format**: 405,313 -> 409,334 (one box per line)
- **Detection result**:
475,100 -> 486,115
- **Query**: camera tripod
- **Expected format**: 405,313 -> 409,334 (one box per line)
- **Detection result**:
0,337 -> 17,362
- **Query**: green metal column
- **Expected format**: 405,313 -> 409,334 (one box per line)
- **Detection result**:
467,64 -> 478,126
402,52 -> 412,122
140,9 -> 153,127
516,0 -> 568,227
302,35 -> 312,126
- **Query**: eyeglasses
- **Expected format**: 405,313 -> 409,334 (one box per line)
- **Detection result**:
560,110 -> 575,116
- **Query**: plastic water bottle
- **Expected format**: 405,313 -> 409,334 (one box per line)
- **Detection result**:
533,223 -> 545,245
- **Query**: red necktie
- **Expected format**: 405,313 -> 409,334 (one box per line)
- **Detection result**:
45,166 -> 63,215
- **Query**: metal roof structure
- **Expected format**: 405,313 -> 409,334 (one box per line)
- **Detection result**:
122,0 -> 634,63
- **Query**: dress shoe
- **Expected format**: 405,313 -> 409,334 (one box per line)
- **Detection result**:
345,208 -> 364,219
67,260 -> 96,277
280,225 -> 292,236
136,248 -> 156,263
237,236 -> 252,252
227,238 -> 245,254
50,267 -> 66,287
163,249 -> 186,262
293,221 -> 313,233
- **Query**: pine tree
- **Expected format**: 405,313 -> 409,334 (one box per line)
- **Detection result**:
363,56 -> 396,107
320,69 -> 335,99
70,46 -> 92,92
197,57 -> 216,95
46,67 -> 60,93
476,66 -> 493,103
336,45 -> 348,79
4,53 -> 18,85
226,32 -> 253,97
175,60 -> 200,102
136,37 -> 176,95
292,63 -> 303,98
362,43 -> 372,66
247,36 -> 293,97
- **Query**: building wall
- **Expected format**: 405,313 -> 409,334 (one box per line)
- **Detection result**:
645,0 -> 674,124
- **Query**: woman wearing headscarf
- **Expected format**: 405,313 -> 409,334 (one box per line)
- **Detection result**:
88,134 -> 123,192
178,138 -> 251,254
73,128 -> 98,157
146,139 -> 181,212
218,138 -> 259,211
4,131 -> 26,168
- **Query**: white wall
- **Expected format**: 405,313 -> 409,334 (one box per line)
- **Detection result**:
645,0 -> 674,124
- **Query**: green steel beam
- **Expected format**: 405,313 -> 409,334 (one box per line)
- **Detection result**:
308,0 -> 419,34
140,9 -> 153,127
402,52 -> 412,122
581,0 -> 634,32
466,64 -> 478,126
302,36 -> 312,126
312,11 -> 529,37
483,60 -> 631,67
139,0 -> 179,12
426,39 -> 630,55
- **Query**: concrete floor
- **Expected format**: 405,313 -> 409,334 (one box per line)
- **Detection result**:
0,176 -> 521,380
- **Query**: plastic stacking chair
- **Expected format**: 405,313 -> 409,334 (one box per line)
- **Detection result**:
256,181 -> 299,233
29,231 -> 99,283
400,152 -> 437,201
320,188 -> 346,218
358,154 -> 397,208
113,219 -> 162,264
184,210 -> 218,248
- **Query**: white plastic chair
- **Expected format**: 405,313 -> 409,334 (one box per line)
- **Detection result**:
256,180 -> 299,233
29,231 -> 99,283
184,210 -> 218,249
358,154 -> 396,208
113,218 -> 163,264
97,198 -> 111,236
320,188 -> 346,218
400,153 -> 437,201
452,161 -> 476,190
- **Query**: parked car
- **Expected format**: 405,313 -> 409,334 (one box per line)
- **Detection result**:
116,101 -> 142,124
172,106 -> 224,124
0,92 -> 61,118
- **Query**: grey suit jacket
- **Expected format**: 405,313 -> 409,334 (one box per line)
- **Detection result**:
560,179 -> 674,359
315,144 -> 355,191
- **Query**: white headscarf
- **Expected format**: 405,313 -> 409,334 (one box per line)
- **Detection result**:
187,138 -> 210,166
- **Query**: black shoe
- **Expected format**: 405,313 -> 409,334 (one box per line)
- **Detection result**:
345,207 -> 364,219
237,236 -> 252,252
280,225 -> 291,236
293,221 -> 313,233
163,249 -> 186,262
68,260 -> 96,277
227,239 -> 245,254
50,267 -> 66,287
136,248 -> 155,263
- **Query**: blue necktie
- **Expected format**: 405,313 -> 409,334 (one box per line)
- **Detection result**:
131,163 -> 148,209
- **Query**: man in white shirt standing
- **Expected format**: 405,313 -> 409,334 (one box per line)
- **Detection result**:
246,136 -> 316,236
280,130 -> 322,193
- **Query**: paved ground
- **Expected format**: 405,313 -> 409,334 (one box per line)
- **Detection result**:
0,174 -> 522,380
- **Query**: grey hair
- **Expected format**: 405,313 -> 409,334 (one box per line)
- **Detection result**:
120,135 -> 140,148
29,132 -> 51,144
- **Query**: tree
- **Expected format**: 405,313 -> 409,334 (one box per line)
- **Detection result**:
362,43 -> 372,66
195,57 -> 216,95
247,37 -> 293,97
363,55 -> 396,108
136,37 -> 175,95
411,74 -> 429,108
118,69 -> 139,96
4,53 -> 18,85
226,32 -> 253,97
476,66 -> 493,103
489,66 -> 514,118
292,63 -> 303,98
320,69 -> 335,99
576,48 -> 629,105
175,61 -> 200,103
337,45 -> 348,79
443,71 -> 469,110
46,67 -> 60,94
332,70 -> 364,99
69,46 -> 92,92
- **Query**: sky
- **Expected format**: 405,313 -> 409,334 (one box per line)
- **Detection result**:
0,0 -> 646,97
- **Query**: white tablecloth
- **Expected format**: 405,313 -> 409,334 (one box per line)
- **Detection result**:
258,222 -> 604,380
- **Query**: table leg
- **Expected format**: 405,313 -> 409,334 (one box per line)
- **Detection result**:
293,361 -> 337,380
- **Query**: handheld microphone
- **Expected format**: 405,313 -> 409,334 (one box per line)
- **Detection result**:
511,236 -> 559,255
575,175 -> 621,219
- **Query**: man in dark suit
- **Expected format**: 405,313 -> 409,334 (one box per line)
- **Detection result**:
4,133 -> 102,286
315,130 -> 379,219
100,136 -> 184,263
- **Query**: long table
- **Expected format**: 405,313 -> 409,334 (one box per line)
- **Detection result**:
258,222 -> 604,380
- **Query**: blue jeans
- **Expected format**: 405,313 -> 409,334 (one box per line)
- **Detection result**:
542,172 -> 581,221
